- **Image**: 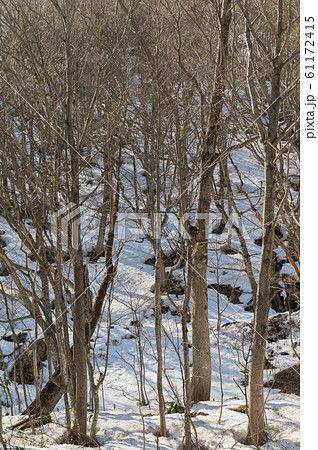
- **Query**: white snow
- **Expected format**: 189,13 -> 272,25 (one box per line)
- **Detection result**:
0,148 -> 300,449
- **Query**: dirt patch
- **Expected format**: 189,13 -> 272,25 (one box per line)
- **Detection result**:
145,250 -> 185,268
254,225 -> 284,247
264,363 -> 300,395
208,283 -> 243,304
267,311 -> 300,343
150,276 -> 185,297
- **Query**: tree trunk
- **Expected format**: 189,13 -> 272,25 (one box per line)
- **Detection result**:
73,252 -> 88,438
91,186 -> 109,261
245,1 -> 283,444
153,85 -> 167,437
18,261 -> 116,424
90,151 -> 111,262
191,0 -> 232,403
16,161 -> 121,429
245,141 -> 277,446
154,235 -> 167,437
182,245 -> 192,450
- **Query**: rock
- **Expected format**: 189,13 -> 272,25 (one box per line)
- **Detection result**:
86,247 -> 105,262
254,225 -> 283,247
28,248 -> 70,264
264,357 -> 276,369
289,174 -> 300,192
270,275 -> 299,312
244,299 -> 254,312
145,256 -> 156,266
220,246 -> 239,255
212,221 -> 226,235
2,331 -> 28,344
122,333 -> 135,340
150,276 -> 185,297
151,303 -> 172,315
264,363 -> 300,395
267,312 -> 299,343
282,274 -> 300,311
272,254 -> 287,273
0,236 -> 7,249
8,348 -> 43,385
130,320 -> 142,327
270,283 -> 286,312
208,283 -> 243,304
144,250 -> 184,268
0,265 -> 9,276
171,309 -> 191,322
221,321 -> 238,328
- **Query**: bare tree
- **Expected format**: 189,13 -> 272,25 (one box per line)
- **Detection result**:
189,0 -> 232,403
0,0 -> 129,441
236,0 -> 299,445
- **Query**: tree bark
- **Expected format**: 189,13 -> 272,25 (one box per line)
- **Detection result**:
245,1 -> 283,445
90,142 -> 111,262
154,82 -> 167,436
154,235 -> 167,437
191,0 -> 232,403
182,245 -> 192,450
73,252 -> 88,438
245,141 -> 277,446
15,154 -> 121,428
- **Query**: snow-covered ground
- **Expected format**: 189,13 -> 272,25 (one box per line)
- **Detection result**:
0,147 -> 300,449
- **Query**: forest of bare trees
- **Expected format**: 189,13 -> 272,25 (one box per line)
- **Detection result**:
0,0 -> 300,448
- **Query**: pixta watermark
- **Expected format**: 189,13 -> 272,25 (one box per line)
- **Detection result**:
52,203 -> 82,249
51,203 -> 252,250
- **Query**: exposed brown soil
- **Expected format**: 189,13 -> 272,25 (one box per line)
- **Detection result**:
208,283 -> 243,304
267,312 -> 300,343
264,363 -> 300,395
